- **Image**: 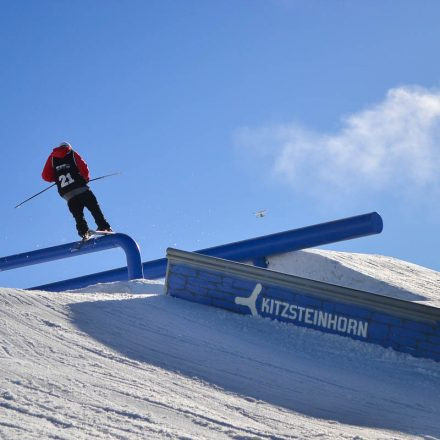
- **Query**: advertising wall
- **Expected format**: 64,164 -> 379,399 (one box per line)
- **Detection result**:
165,248 -> 440,362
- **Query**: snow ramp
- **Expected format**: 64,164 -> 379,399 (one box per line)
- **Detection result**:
1,280 -> 440,439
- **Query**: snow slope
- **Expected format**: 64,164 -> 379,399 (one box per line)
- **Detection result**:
1,251 -> 440,439
269,249 -> 440,308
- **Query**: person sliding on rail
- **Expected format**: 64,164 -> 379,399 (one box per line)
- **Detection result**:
42,142 -> 112,240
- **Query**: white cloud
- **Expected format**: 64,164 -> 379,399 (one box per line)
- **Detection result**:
236,86 -> 440,197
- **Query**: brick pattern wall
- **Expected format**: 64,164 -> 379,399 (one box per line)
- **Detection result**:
166,261 -> 440,362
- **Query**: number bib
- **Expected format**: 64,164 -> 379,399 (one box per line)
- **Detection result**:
53,150 -> 87,197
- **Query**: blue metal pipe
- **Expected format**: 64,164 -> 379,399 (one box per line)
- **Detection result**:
199,211 -> 383,260
31,212 -> 382,292
1,233 -> 143,282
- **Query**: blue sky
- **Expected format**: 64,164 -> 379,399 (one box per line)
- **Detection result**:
1,0 -> 440,288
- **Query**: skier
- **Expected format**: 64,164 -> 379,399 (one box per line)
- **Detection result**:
42,142 -> 112,240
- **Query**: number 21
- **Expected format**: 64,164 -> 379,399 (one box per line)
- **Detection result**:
59,173 -> 75,188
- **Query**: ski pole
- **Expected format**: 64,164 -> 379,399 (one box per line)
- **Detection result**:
14,172 -> 121,209
87,171 -> 121,183
14,183 -> 57,209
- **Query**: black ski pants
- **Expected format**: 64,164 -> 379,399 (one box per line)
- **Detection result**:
67,190 -> 111,237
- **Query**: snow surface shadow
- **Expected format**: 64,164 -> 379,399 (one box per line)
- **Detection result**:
70,294 -> 440,437
269,251 -> 428,302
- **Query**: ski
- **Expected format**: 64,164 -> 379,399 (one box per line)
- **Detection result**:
71,230 -> 114,252
88,230 -> 115,236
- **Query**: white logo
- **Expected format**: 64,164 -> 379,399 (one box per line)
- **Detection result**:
234,283 -> 262,316
233,282 -> 368,338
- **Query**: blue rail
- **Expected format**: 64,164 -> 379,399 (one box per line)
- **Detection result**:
31,212 -> 382,292
0,233 -> 143,284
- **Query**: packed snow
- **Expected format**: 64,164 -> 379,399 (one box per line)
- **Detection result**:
268,249 -> 440,308
1,250 -> 439,439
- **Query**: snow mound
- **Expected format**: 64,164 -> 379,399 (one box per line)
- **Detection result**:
269,249 -> 440,308
1,250 -> 440,439
69,278 -> 164,295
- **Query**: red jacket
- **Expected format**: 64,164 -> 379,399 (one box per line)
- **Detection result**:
42,146 -> 90,182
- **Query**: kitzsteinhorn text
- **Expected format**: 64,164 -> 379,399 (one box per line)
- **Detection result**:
261,298 -> 368,338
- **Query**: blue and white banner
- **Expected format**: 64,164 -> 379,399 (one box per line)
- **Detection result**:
165,248 -> 440,362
